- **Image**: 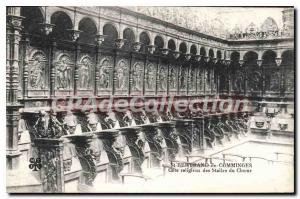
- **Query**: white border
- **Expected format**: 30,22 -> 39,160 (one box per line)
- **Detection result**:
1,1 -> 298,198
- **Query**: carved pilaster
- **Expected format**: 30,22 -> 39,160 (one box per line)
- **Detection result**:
6,27 -> 11,102
6,8 -> 24,170
141,124 -> 163,167
34,138 -> 65,193
66,134 -> 97,189
158,122 -> 179,161
95,130 -> 124,181
119,127 -> 144,173
173,119 -> 194,154
74,44 -> 81,96
50,42 -> 57,97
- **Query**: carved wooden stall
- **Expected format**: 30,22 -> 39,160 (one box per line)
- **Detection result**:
6,6 -> 294,192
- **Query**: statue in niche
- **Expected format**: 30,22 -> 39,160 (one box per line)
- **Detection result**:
269,71 -> 280,91
116,60 -> 128,90
198,70 -> 203,91
145,64 -> 155,90
190,69 -> 195,90
234,70 -> 244,92
99,59 -> 112,89
132,63 -> 143,91
79,57 -> 92,89
249,71 -> 261,91
169,67 -> 177,89
56,55 -> 72,90
158,66 -> 167,90
205,69 -> 211,90
179,67 -> 186,89
286,71 -> 294,92
29,52 -> 46,89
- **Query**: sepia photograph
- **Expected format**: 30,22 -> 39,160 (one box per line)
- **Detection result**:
5,4 -> 295,194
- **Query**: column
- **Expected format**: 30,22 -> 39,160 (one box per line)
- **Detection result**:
6,7 -> 24,170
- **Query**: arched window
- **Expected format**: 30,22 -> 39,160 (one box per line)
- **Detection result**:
168,39 -> 176,51
51,11 -> 73,41
139,32 -> 150,53
244,51 -> 258,66
21,7 -> 44,36
123,28 -> 135,51
78,17 -> 97,44
262,50 -> 276,65
103,23 -> 118,48
190,45 -> 197,55
154,36 -> 164,54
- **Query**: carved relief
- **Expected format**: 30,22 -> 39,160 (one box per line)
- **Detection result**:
131,62 -> 144,92
98,57 -> 113,89
158,65 -> 167,91
29,51 -> 47,89
285,70 -> 294,92
269,71 -> 280,92
248,70 -> 262,92
115,59 -> 129,91
39,148 -> 61,192
189,67 -> 196,90
197,68 -> 204,92
179,66 -> 187,90
55,54 -> 73,90
205,68 -> 211,91
169,66 -> 177,90
233,70 -> 245,92
78,56 -> 93,89
145,63 -> 156,90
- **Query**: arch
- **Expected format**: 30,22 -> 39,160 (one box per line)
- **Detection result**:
190,44 -> 197,55
200,47 -> 206,56
78,17 -> 97,44
103,23 -> 119,47
139,31 -> 151,52
167,39 -> 176,51
123,27 -> 136,51
154,35 -> 164,49
21,7 -> 44,35
244,51 -> 258,65
139,31 -> 151,45
208,49 -> 214,58
262,50 -> 276,64
216,50 -> 222,59
51,11 -> 73,40
281,50 -> 294,65
179,42 -> 187,54
230,51 -> 240,62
